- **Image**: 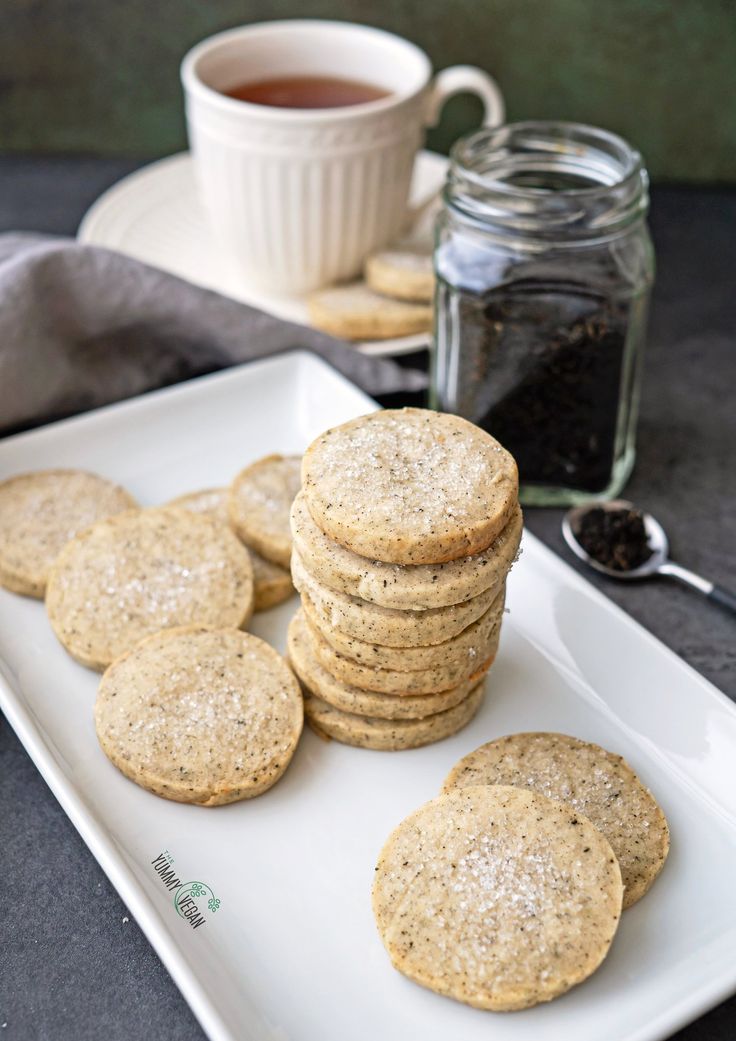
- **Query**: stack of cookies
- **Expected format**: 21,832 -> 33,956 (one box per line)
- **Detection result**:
288,408 -> 522,750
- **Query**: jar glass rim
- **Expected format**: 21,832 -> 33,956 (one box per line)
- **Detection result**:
445,121 -> 648,240
449,121 -> 644,198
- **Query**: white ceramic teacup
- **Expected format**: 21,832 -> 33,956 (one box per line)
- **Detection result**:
181,20 -> 504,294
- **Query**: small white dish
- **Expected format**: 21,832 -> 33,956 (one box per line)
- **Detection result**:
78,150 -> 448,357
2,352 -> 736,1041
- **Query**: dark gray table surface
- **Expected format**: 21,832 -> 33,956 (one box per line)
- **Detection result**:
0,156 -> 734,1040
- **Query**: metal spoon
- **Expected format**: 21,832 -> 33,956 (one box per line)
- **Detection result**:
562,499 -> 736,615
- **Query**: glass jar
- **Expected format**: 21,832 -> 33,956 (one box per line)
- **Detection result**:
431,121 -> 655,505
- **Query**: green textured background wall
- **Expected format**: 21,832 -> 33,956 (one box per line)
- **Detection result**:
2,0 -> 736,182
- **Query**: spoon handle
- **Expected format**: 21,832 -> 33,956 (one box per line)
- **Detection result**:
709,585 -> 736,615
659,562 -> 736,616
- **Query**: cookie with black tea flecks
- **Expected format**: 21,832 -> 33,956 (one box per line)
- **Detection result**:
373,785 -> 623,1010
0,469 -> 137,598
304,682 -> 485,751
95,626 -> 303,804
290,491 -> 522,611
288,608 -> 485,721
291,546 -> 501,647
168,486 -> 294,611
46,507 -> 254,670
300,584 -> 504,672
305,610 -> 496,696
228,455 -> 302,569
301,409 -> 518,564
443,731 -> 669,908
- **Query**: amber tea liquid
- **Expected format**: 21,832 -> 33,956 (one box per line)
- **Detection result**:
223,75 -> 390,109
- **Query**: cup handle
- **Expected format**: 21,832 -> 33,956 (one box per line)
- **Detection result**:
424,64 -> 505,129
401,67 -> 505,237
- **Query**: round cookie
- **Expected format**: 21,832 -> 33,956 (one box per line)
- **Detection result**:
365,249 -> 434,302
287,609 -> 484,720
372,785 -> 623,1010
301,409 -> 519,565
291,548 -> 501,647
169,487 -> 293,611
95,626 -> 303,805
46,507 -> 254,670
304,683 -> 484,750
443,732 -> 670,909
307,283 -> 432,341
305,613 -> 496,695
0,469 -> 137,598
291,491 -> 522,610
301,586 -> 504,671
228,454 -> 302,568
168,487 -> 230,520
249,553 -> 295,611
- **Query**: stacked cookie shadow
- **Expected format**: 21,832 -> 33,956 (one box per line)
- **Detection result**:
288,408 -> 523,750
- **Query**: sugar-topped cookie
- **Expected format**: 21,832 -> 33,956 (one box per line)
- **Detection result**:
290,491 -> 522,610
287,609 -> 484,720
291,548 -> 501,647
303,682 -> 484,751
46,507 -> 254,670
443,732 -> 670,908
301,585 -> 504,672
95,626 -> 303,804
307,283 -> 432,341
373,785 -> 623,1010
305,611 -> 495,695
169,486 -> 294,611
0,469 -> 137,598
365,248 -> 434,302
228,455 -> 302,568
301,409 -> 518,564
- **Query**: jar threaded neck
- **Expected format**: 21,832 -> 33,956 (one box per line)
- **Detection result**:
446,121 -> 649,242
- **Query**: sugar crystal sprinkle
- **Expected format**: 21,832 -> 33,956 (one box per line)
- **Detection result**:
46,507 -> 254,668
301,409 -> 519,564
443,732 -> 670,909
94,627 -> 303,805
373,786 -> 623,1011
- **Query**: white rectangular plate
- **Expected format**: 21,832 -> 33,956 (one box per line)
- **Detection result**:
1,352 -> 735,1041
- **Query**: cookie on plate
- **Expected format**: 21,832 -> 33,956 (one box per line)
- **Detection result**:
95,626 -> 303,804
168,487 -> 230,521
443,732 -> 670,909
46,507 -> 254,670
287,609 -> 484,720
290,491 -> 522,610
291,548 -> 501,647
301,409 -> 519,564
305,612 -> 495,695
0,469 -> 137,597
301,586 -> 504,672
169,487 -> 293,611
304,682 -> 484,750
228,455 -> 302,569
365,249 -> 434,302
373,785 -> 623,1010
307,283 -> 432,341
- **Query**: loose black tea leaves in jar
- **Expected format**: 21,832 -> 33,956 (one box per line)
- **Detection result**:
476,283 -> 631,492
432,122 -> 655,506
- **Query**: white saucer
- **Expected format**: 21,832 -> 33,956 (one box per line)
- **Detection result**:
78,150 -> 448,358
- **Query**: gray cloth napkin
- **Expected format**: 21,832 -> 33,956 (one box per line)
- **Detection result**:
0,233 -> 427,435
